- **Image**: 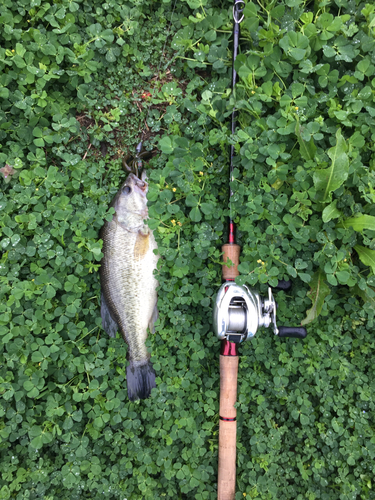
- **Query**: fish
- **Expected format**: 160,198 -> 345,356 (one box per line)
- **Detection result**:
99,171 -> 158,401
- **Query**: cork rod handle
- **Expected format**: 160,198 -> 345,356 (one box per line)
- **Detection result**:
222,243 -> 240,280
217,355 -> 238,500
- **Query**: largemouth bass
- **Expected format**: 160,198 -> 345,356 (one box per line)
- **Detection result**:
100,172 -> 158,401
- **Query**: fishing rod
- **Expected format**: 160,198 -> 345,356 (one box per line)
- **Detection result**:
213,2 -> 307,499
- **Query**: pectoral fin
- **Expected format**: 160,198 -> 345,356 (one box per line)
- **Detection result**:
101,292 -> 118,338
134,230 -> 149,261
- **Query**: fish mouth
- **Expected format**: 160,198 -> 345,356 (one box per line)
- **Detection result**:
135,178 -> 147,192
129,173 -> 148,196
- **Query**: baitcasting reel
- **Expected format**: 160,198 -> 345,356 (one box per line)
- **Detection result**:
213,283 -> 307,343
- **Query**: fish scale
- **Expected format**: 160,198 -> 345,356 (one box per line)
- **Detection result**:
100,173 -> 158,400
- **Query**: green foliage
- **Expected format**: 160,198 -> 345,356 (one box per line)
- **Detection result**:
173,0 -> 375,321
1,0 -> 375,499
301,270 -> 330,326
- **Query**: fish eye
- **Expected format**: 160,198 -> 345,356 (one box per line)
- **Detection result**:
122,186 -> 131,195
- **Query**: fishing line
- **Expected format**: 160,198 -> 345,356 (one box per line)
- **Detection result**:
138,0 -> 180,146
229,0 -> 245,235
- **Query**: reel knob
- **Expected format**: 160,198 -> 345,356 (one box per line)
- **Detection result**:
278,326 -> 307,339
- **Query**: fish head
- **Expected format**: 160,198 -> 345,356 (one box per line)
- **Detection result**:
115,173 -> 149,220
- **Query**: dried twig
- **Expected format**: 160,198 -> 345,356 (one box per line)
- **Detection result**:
82,143 -> 92,160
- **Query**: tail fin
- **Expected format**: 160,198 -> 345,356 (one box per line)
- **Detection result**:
126,360 -> 156,401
